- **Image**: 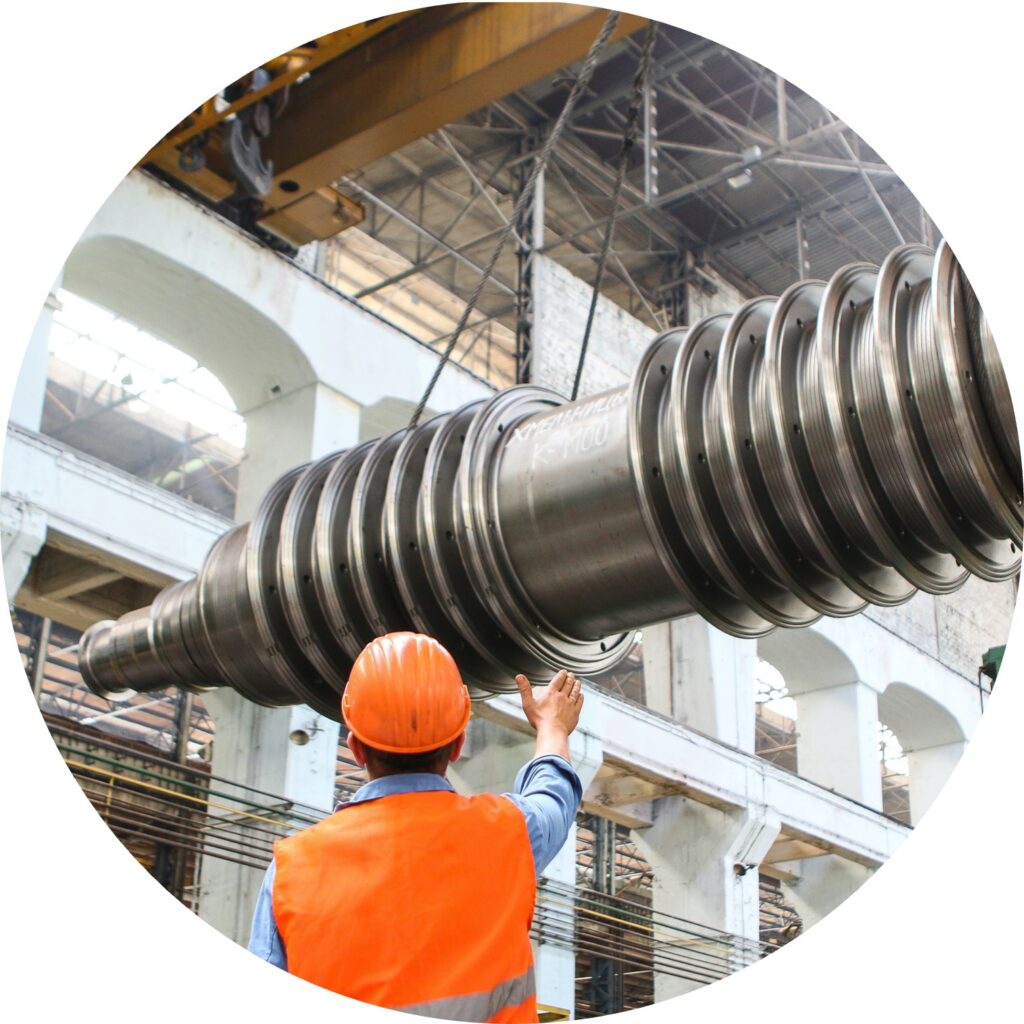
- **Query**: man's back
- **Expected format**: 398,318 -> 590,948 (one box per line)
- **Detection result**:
248,636 -> 587,1022
273,788 -> 537,1019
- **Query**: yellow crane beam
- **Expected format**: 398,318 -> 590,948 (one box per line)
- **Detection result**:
143,4 -> 646,247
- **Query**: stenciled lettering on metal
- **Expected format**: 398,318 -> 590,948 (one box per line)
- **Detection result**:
80,242 -> 1022,720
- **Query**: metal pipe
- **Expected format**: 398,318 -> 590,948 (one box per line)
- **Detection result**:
79,242 -> 1022,720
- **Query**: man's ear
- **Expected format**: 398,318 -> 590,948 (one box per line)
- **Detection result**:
347,731 -> 368,767
449,732 -> 467,764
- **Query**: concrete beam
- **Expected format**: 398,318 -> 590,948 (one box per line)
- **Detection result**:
65,173 -> 492,418
32,548 -> 121,600
477,688 -> 909,868
17,573 -> 162,632
2,424 -> 230,586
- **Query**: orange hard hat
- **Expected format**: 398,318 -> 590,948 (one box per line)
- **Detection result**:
342,632 -> 471,754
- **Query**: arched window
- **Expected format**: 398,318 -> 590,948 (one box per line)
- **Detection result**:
45,289 -> 245,518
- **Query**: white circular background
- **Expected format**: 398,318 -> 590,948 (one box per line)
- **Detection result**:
1,2 -> 1020,1021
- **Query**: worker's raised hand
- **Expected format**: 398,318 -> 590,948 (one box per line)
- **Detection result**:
515,669 -> 584,742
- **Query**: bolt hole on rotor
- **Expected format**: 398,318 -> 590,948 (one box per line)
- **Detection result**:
744,438 -> 752,449
703,349 -> 711,360
659,364 -> 667,375
793,423 -> 801,434
652,466 -> 661,477
905,389 -> 914,401
796,318 -> 804,328
848,406 -> 856,417
749,334 -> 757,345
697,452 -> 706,464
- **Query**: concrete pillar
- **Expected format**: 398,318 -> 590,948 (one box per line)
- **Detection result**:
199,697 -> 340,942
907,740 -> 967,824
449,702 -> 603,1020
1,502 -> 47,604
8,277 -> 61,431
530,254 -> 655,399
642,619 -> 755,752
780,855 -> 875,930
235,382 -> 362,519
631,801 -> 779,999
199,386 -> 360,944
3,278 -> 61,603
792,681 -> 883,810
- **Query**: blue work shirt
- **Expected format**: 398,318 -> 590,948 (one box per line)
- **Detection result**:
248,753 -> 582,970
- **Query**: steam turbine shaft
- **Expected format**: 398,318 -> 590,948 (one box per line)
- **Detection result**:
80,241 -> 1022,720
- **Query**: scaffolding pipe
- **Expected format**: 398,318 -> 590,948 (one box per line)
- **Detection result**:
79,242 -> 1021,720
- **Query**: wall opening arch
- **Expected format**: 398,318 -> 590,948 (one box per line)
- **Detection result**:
878,681 -> 968,825
42,286 -> 247,519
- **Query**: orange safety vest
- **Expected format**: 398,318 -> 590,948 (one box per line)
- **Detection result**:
272,788 -> 538,1022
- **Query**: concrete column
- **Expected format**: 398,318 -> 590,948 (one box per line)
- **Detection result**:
8,277 -> 61,431
780,855 -> 875,930
198,697 -> 340,942
3,278 -> 61,603
1,502 -> 47,604
907,740 -> 967,824
236,382 -> 362,519
792,681 -> 883,809
631,801 -> 779,1000
199,386 -> 360,944
531,254 -> 655,398
449,702 -> 603,1021
642,619 -> 755,752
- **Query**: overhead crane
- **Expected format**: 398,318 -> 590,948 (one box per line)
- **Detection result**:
142,4 -> 646,249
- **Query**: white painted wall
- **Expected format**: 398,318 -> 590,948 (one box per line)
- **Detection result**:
531,255 -> 657,397
63,172 -> 492,423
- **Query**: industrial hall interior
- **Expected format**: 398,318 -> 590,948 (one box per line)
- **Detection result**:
3,4 -> 1019,1018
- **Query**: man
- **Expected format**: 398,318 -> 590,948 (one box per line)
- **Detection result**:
248,630 -> 585,1022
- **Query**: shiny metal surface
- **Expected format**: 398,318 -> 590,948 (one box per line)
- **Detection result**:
80,242 -> 1022,720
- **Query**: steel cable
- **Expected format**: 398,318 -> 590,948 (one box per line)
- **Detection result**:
571,20 -> 658,401
407,10 -> 622,429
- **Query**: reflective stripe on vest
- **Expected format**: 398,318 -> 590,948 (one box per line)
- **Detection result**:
272,789 -> 537,1022
396,965 -> 536,1021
